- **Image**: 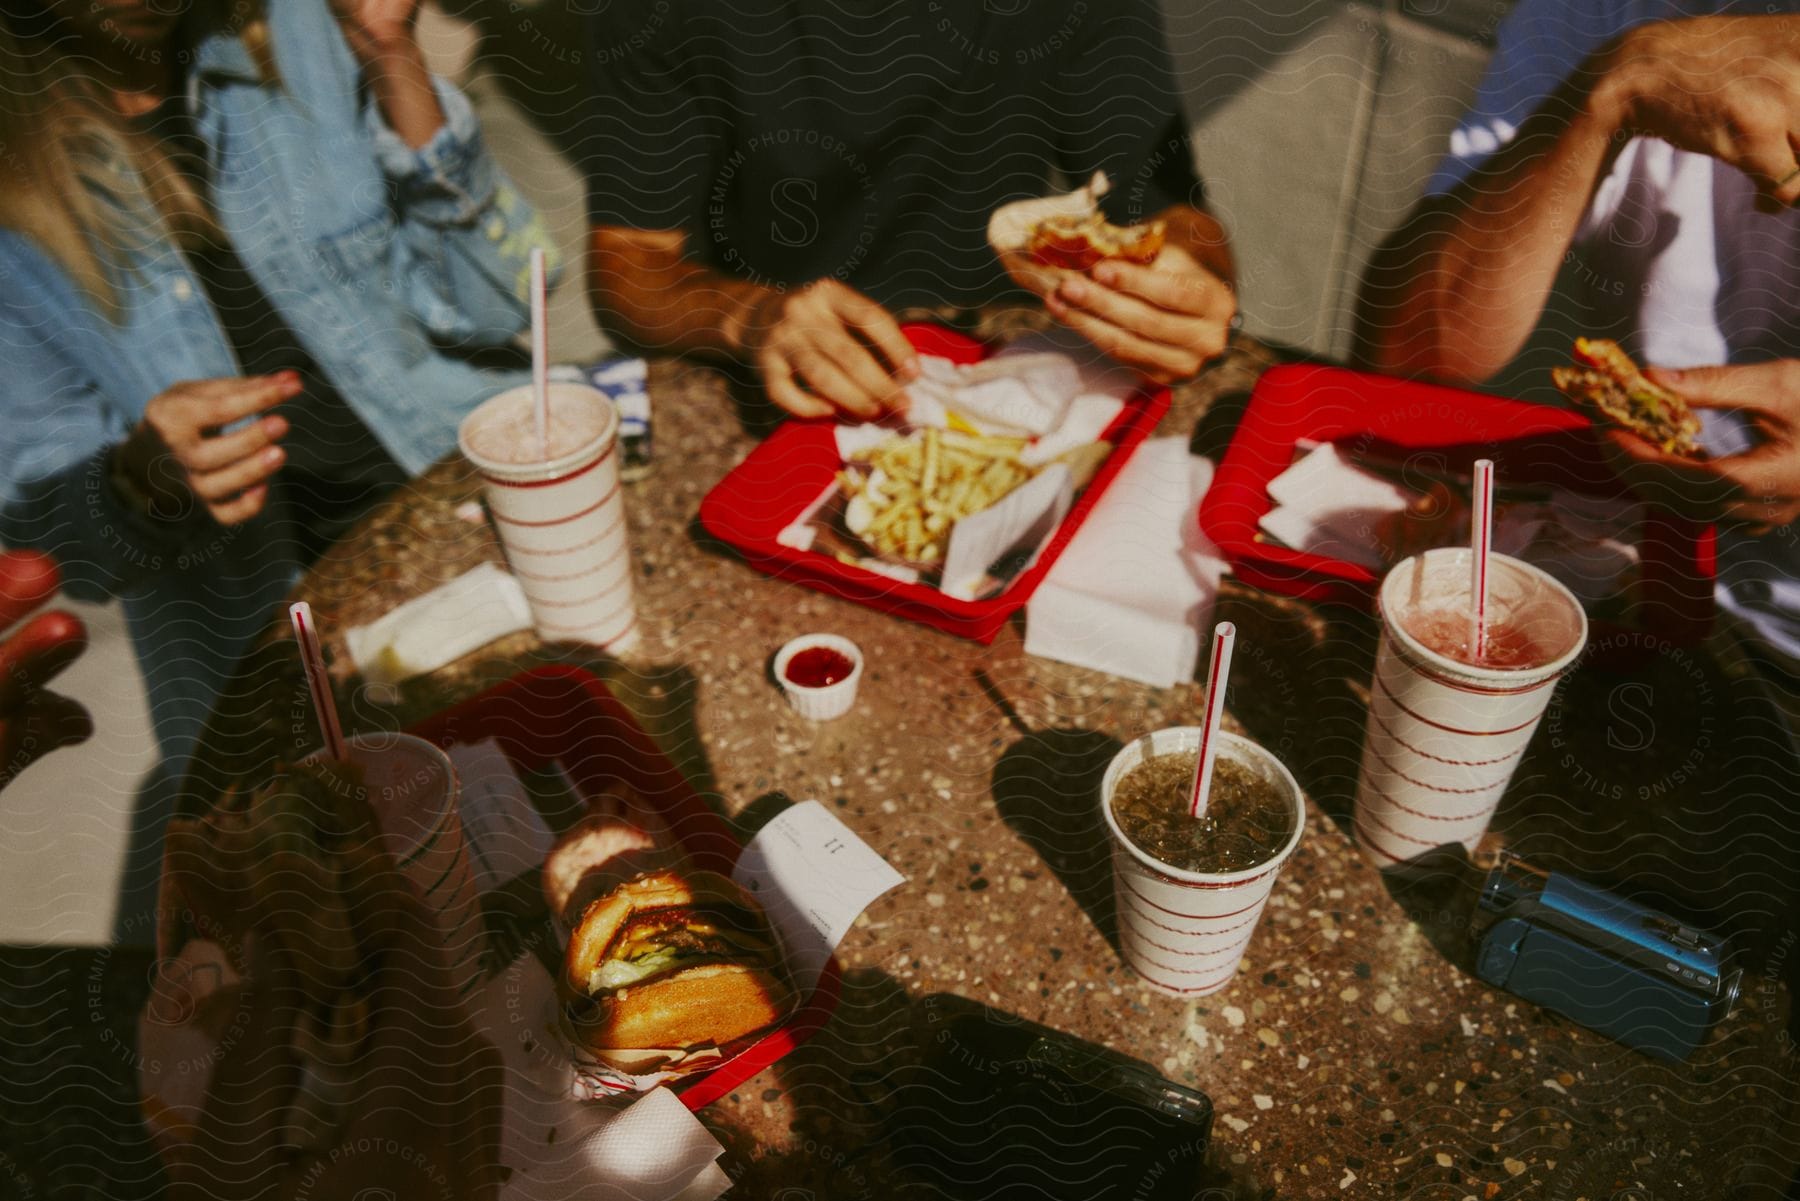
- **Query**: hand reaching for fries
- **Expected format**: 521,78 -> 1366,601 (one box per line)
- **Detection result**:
742,279 -> 922,420
157,766 -> 502,1201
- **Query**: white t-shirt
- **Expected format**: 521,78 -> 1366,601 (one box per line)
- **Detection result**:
1428,0 -> 1800,658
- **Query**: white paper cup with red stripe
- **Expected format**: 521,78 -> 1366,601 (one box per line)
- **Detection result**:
1101,728 -> 1305,997
306,733 -> 484,1001
1353,548 -> 1587,869
458,382 -> 639,653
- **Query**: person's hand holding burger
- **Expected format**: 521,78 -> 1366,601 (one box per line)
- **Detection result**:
992,180 -> 1237,385
1596,359 -> 1800,534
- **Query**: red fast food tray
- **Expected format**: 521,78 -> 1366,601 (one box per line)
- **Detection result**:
1198,364 -> 1715,644
409,664 -> 839,1111
698,323 -> 1172,642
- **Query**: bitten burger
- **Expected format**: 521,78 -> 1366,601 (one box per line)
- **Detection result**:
988,170 -> 1167,272
1552,337 -> 1702,457
561,870 -> 793,1075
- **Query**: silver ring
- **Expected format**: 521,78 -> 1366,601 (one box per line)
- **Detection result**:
1778,165 -> 1800,190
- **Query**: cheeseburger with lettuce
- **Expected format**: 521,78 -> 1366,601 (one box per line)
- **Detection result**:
561,870 -> 793,1076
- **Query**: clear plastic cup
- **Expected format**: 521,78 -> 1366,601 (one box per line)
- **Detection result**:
1353,548 -> 1587,868
458,383 -> 639,653
1101,728 -> 1306,997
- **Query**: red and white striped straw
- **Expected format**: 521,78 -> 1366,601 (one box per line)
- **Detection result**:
530,247 -> 549,462
1189,621 -> 1237,820
1469,458 -> 1495,661
288,601 -> 346,762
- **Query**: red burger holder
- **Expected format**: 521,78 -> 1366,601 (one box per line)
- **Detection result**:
699,323 -> 1171,642
410,665 -> 839,1111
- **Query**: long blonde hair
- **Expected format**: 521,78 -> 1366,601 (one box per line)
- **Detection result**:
0,0 -> 273,316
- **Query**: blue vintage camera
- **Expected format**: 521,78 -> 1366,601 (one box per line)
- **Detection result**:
1472,856 -> 1740,1062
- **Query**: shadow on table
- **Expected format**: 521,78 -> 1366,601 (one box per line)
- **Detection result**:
0,944 -> 168,1200
583,655 -> 723,808
1346,626 -> 1800,981
1491,639 -> 1800,973
729,790 -> 800,848
716,965 -> 1271,1201
991,728 -> 1125,952
1210,587 -> 1377,842
1367,847 -> 1490,975
174,642 -> 732,950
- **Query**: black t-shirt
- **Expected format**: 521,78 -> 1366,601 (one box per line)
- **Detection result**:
583,0 -> 1202,311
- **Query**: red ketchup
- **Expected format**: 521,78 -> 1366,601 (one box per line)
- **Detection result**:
785,646 -> 855,688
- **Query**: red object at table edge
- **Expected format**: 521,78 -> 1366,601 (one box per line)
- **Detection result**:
408,664 -> 841,1111
698,323 -> 1172,643
1198,363 -> 1715,649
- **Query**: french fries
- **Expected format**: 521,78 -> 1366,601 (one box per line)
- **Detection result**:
838,428 -> 1033,564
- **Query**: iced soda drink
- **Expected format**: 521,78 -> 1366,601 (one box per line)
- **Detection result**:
1101,729 -> 1306,996
1353,548 -> 1587,868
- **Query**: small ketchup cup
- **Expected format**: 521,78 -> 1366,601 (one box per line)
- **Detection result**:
773,634 -> 864,721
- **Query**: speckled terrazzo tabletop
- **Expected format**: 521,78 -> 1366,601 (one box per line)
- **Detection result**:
45,321 -> 1800,1199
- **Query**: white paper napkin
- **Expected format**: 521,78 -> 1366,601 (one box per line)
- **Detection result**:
1025,437 -> 1226,688
939,464 -> 1073,602
905,352 -> 1080,436
731,801 -> 906,996
346,562 -> 533,694
478,958 -> 731,1201
993,327 -> 1143,402
1021,395 -> 1125,468
1259,443 -> 1411,568
1257,444 -> 1642,601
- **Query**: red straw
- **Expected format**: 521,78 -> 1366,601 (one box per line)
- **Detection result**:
530,247 -> 549,462
289,601 -> 346,762
1188,621 -> 1237,820
1469,458 -> 1495,661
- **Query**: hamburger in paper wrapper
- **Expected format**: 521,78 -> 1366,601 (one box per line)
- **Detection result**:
557,869 -> 796,1098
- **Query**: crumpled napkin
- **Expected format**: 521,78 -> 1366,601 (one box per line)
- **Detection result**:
1025,437 -> 1226,688
1258,443 -> 1642,601
137,946 -> 732,1201
476,956 -> 731,1201
1258,442 -> 1411,569
906,352 -> 1081,437
346,561 -> 533,697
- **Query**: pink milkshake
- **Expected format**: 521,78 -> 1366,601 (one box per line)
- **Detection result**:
459,383 -> 639,652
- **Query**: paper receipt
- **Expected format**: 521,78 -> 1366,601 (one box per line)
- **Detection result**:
731,801 -> 905,994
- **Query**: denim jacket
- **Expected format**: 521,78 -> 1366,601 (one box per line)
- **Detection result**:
0,0 -> 557,766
